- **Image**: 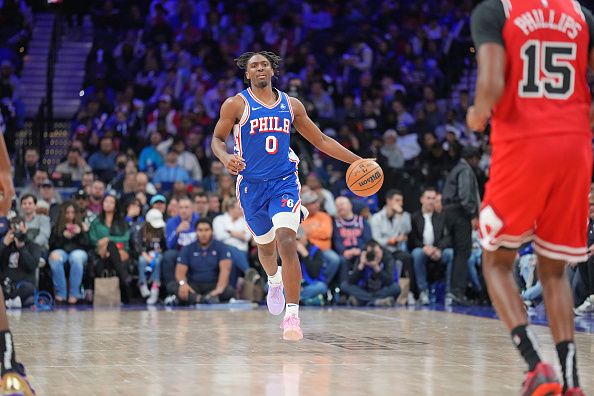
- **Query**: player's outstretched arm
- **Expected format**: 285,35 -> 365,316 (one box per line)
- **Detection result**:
211,96 -> 246,176
0,135 -> 14,216
290,97 -> 361,164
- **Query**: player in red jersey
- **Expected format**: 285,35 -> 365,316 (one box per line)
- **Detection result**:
469,0 -> 594,395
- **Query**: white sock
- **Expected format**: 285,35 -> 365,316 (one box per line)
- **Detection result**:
268,266 -> 282,285
285,303 -> 299,317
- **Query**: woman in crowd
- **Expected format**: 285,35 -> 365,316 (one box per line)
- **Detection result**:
48,201 -> 89,305
131,208 -> 166,305
89,193 -> 132,303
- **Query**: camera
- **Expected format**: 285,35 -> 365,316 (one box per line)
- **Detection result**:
366,250 -> 375,262
9,217 -> 26,242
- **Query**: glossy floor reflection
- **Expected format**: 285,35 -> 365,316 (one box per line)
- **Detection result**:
7,306 -> 594,395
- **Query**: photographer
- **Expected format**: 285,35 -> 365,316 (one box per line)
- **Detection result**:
0,217 -> 40,308
340,240 -> 401,307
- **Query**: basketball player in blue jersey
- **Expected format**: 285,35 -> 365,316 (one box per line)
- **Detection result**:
212,51 -> 361,340
0,132 -> 35,395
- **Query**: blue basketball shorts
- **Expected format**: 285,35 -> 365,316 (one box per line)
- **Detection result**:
236,172 -> 302,244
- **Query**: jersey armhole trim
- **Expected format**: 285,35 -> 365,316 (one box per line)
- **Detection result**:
285,93 -> 295,122
238,93 -> 250,127
501,0 -> 512,19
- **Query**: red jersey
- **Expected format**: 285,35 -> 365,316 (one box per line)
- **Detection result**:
487,0 -> 592,143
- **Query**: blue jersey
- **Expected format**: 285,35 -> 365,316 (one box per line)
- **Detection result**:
233,87 -> 299,182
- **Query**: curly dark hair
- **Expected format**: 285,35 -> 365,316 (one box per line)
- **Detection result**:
235,51 -> 282,84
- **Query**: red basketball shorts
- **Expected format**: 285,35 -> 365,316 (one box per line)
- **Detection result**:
479,133 -> 592,262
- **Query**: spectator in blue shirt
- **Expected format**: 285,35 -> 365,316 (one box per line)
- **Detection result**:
152,148 -> 191,191
162,196 -> 199,285
138,132 -> 164,175
166,218 -> 234,304
87,136 -> 117,182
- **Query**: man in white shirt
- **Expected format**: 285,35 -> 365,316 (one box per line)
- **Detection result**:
213,198 -> 251,288
408,187 -> 453,305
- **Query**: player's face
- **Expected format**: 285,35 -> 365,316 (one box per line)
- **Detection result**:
246,54 -> 273,89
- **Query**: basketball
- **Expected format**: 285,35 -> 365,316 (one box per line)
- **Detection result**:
346,159 -> 384,197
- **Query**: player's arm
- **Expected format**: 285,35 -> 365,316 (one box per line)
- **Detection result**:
0,135 -> 14,216
211,96 -> 246,175
290,97 -> 361,164
467,0 -> 506,132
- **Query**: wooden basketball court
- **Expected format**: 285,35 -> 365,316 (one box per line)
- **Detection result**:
9,306 -> 594,395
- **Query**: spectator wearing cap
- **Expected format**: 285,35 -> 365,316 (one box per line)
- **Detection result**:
150,194 -> 167,215
38,179 -> 60,225
213,198 -> 251,288
54,147 -> 92,182
138,132 -> 165,176
20,194 -> 51,257
88,180 -> 106,215
300,191 -> 341,286
146,94 -> 180,136
88,136 -> 117,181
380,129 -> 405,171
152,148 -> 191,191
20,166 -> 62,205
48,201 -> 89,305
131,208 -> 166,305
73,189 -> 96,230
442,146 -> 481,306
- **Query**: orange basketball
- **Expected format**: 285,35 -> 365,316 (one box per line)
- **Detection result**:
346,159 -> 384,197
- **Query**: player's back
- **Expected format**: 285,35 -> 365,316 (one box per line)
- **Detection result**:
483,0 -> 593,143
233,87 -> 299,182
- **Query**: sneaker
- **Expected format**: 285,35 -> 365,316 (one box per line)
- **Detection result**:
419,290 -> 430,305
139,284 -> 150,298
445,292 -> 472,307
281,314 -> 303,341
347,295 -> 360,307
302,294 -> 324,306
266,282 -> 285,315
374,296 -> 395,307
407,291 -> 416,306
5,297 -> 21,310
164,295 -> 178,306
574,296 -> 594,316
565,388 -> 585,396
521,362 -> 562,396
1,364 -> 35,396
147,286 -> 159,305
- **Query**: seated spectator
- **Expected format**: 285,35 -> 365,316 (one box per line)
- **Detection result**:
217,174 -> 235,201
166,136 -> 203,181
149,194 -> 167,215
202,161 -> 224,192
88,137 -> 117,182
38,179 -> 60,224
131,208 -> 166,305
167,218 -> 234,305
515,244 -> 541,308
575,195 -> 594,315
146,94 -> 180,136
73,189 -> 97,231
138,132 -> 164,175
0,217 -> 40,308
89,194 -> 132,303
340,240 -> 400,307
166,197 -> 179,219
20,194 -> 50,257
296,227 -> 338,306
305,173 -> 336,216
13,147 -> 39,187
213,198 -> 251,288
370,189 -> 413,285
88,180 -> 106,215
135,172 -> 158,198
124,198 -> 144,228
20,166 -> 62,205
408,187 -> 453,305
193,192 -> 217,221
53,147 -> 92,183
333,196 -> 372,284
163,196 -> 199,285
81,170 -> 95,195
300,191 -> 340,282
48,201 -> 89,305
207,192 -> 222,217
152,148 -> 191,191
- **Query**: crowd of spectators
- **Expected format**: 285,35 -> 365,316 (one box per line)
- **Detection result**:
3,0 -> 594,311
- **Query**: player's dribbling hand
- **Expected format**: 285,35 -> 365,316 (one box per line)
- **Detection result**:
466,106 -> 489,132
223,154 -> 246,175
